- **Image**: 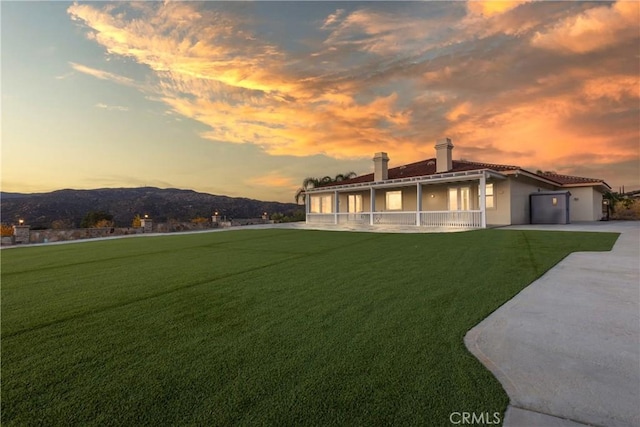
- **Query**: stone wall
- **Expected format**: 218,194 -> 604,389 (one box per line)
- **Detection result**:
2,218 -> 274,246
28,227 -> 144,244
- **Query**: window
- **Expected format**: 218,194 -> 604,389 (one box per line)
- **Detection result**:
448,186 -> 470,211
485,183 -> 495,209
460,187 -> 470,210
348,194 -> 363,213
449,188 -> 458,211
310,195 -> 333,213
386,191 -> 402,210
320,195 -> 333,213
310,196 -> 321,213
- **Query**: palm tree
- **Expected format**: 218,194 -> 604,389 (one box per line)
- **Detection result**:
294,172 -> 357,204
603,190 -> 621,214
334,172 -> 357,182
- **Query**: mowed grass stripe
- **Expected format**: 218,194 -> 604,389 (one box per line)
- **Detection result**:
1,229 -> 618,426
1,229 -> 304,276
1,230 -> 384,337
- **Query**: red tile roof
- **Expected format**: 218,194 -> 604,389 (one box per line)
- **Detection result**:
535,172 -> 606,186
320,158 -> 519,188
316,158 -> 608,190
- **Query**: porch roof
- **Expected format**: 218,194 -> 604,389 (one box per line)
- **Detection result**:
306,168 -> 505,193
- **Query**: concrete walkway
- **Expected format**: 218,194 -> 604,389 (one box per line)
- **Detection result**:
465,221 -> 640,427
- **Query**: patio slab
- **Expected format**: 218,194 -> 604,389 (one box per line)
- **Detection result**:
465,221 -> 640,427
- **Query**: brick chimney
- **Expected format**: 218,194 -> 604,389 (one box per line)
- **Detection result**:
373,152 -> 389,181
435,138 -> 454,173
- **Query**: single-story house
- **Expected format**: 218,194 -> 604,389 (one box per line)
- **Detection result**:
304,138 -> 611,229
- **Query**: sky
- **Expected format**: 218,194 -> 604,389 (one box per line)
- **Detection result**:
2,1 -> 639,203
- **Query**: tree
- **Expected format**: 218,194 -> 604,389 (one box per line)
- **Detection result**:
294,172 -> 357,204
81,211 -> 113,228
603,191 -> 621,214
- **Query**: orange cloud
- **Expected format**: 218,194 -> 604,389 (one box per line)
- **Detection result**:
531,1 -> 639,53
68,2 -> 418,162
467,1 -> 531,18
447,73 -> 639,170
446,102 -> 472,122
245,172 -> 299,190
66,2 -> 639,190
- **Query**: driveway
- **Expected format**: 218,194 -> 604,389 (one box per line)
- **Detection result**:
465,221 -> 640,426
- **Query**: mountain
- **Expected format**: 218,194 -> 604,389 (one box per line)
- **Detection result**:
0,187 -> 302,228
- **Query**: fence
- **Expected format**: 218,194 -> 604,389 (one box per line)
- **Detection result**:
309,210 -> 483,228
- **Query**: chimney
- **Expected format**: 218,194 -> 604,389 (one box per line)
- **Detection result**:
435,138 -> 454,173
373,152 -> 389,181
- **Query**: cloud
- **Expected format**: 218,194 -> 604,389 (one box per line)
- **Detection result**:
321,9 -> 345,29
67,2 -> 422,160
55,71 -> 75,80
319,6 -> 456,57
466,1 -> 531,18
531,1 -> 640,53
446,102 -> 472,122
95,103 -> 129,112
245,172 -> 299,190
66,2 -> 639,189
69,62 -> 135,86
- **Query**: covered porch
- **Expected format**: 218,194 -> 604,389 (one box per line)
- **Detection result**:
305,170 -> 505,230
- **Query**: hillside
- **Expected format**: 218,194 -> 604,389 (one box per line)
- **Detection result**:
0,187 -> 302,228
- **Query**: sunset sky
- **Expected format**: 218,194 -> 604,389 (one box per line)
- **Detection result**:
2,1 -> 639,202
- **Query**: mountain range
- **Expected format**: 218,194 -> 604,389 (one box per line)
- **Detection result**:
0,187 -> 302,228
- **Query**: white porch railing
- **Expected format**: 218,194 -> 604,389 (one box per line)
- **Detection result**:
420,210 -> 482,228
337,213 -> 370,225
371,212 -> 418,226
308,210 -> 483,228
306,213 -> 336,224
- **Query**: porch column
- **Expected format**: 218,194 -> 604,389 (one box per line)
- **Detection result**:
480,173 -> 487,228
305,192 -> 310,223
334,190 -> 339,224
370,187 -> 376,225
416,183 -> 422,226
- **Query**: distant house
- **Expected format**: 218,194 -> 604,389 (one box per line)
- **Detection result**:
304,138 -> 610,229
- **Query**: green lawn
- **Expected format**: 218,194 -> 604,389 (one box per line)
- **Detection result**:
1,229 -> 618,426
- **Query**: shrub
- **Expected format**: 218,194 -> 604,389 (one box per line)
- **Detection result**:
612,198 -> 640,220
191,217 -> 209,224
81,211 -> 114,228
1,224 -> 14,237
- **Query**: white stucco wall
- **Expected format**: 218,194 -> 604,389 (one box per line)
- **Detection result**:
592,190 -> 604,221
486,179 -> 512,226
421,184 -> 449,211
568,187 -> 604,221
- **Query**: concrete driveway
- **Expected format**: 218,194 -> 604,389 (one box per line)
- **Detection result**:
465,221 -> 640,426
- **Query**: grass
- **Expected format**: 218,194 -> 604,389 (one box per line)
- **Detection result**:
1,228 -> 618,426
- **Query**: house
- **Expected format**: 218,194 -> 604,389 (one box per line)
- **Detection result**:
304,138 -> 611,229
